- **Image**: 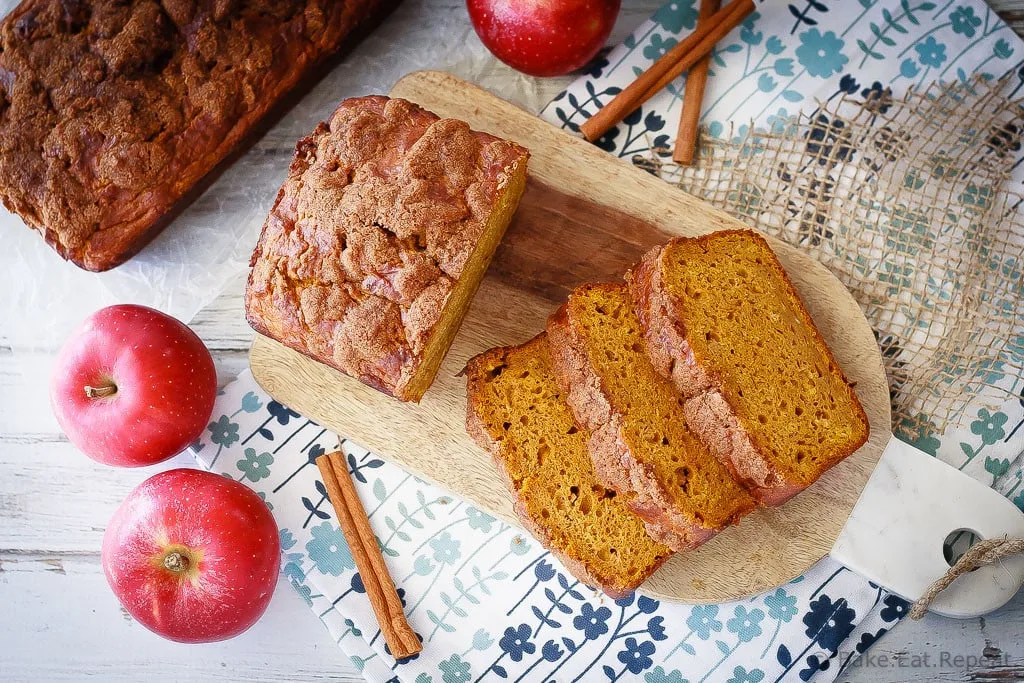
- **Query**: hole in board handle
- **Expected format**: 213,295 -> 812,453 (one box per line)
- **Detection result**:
944,528 -> 982,568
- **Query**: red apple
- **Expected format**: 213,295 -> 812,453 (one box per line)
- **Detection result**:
102,468 -> 281,643
50,304 -> 217,467
467,0 -> 621,77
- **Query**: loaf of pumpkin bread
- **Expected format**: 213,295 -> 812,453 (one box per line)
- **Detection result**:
546,283 -> 756,551
246,96 -> 529,401
0,0 -> 387,271
628,230 -> 869,505
465,334 -> 672,597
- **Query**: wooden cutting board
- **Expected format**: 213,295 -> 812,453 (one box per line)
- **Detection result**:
250,70 -> 891,603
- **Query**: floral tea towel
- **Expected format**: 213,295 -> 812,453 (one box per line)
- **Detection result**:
192,371 -> 910,683
540,0 -> 1022,172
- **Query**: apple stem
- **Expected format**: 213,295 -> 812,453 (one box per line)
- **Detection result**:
84,382 -> 117,399
163,551 -> 189,573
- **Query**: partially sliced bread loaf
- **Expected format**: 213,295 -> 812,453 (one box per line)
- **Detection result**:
465,334 -> 672,597
546,283 -> 755,551
628,230 -> 869,505
245,96 -> 528,402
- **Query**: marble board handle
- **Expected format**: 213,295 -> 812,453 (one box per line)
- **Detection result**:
830,435 -> 1024,618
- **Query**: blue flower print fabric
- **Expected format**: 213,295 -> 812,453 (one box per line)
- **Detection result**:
192,372 -> 915,682
541,0 -> 1023,164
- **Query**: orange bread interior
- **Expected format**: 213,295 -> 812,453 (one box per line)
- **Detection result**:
465,335 -> 671,596
563,284 -> 755,530
403,158 -> 529,400
658,231 -> 869,485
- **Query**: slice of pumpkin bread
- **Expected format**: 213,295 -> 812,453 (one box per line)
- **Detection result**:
465,334 -> 672,597
546,283 -> 755,551
628,230 -> 869,505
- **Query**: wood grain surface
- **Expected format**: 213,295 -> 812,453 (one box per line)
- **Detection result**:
5,2 -> 1024,680
250,70 -> 892,604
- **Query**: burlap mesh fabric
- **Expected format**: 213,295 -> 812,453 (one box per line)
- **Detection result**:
631,76 -> 1024,433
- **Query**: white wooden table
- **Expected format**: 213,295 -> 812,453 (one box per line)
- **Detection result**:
2,1 -> 1023,681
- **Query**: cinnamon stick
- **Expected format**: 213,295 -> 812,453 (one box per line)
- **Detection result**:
579,0 -> 754,143
673,0 -> 720,164
316,451 -> 422,660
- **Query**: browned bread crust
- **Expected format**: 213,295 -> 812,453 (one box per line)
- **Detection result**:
246,96 -> 528,401
546,283 -> 756,551
0,0 -> 386,271
627,230 -> 869,505
465,334 -> 671,598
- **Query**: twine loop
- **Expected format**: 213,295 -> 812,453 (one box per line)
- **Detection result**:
909,536 -> 1024,619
